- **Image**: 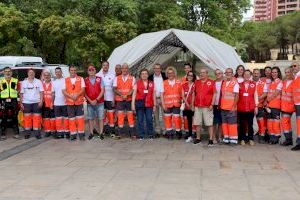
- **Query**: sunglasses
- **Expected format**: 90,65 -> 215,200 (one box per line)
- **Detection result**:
291,65 -> 298,68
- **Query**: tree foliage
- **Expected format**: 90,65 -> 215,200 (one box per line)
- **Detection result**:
0,0 -> 252,66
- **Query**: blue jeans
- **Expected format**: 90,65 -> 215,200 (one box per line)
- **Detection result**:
136,100 -> 154,138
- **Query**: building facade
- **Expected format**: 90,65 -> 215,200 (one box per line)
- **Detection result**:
253,0 -> 300,21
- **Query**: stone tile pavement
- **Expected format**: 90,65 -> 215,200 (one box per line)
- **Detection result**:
0,138 -> 300,200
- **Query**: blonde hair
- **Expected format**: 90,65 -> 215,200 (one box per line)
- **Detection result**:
165,66 -> 177,77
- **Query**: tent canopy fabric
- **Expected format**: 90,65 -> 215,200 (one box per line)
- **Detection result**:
107,28 -> 244,74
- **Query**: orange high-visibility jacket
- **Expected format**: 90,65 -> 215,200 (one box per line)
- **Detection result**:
267,78 -> 282,109
220,79 -> 238,111
65,76 -> 84,105
115,75 -> 134,102
281,80 -> 295,113
163,80 -> 182,108
256,79 -> 267,108
43,82 -> 53,108
293,76 -> 300,105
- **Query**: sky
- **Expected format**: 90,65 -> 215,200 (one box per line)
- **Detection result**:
243,0 -> 254,20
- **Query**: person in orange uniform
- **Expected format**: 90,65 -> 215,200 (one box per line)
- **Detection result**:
252,69 -> 268,143
42,71 -> 56,137
266,66 -> 282,144
63,66 -> 85,141
237,70 -> 258,146
281,67 -> 295,146
192,68 -> 216,146
161,66 -> 183,139
20,69 -> 44,139
113,63 -> 136,138
220,68 -> 239,144
291,62 -> 300,151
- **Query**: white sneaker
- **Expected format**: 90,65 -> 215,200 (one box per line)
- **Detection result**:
185,136 -> 193,143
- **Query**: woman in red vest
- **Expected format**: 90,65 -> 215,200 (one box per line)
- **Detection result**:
237,70 -> 258,146
132,69 -> 156,139
182,71 -> 196,142
266,66 -> 283,144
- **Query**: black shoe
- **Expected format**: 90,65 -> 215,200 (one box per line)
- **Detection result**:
88,134 -> 94,140
148,136 -> 154,140
24,135 -> 30,139
291,144 -> 300,151
99,134 -> 104,140
176,131 -> 182,140
35,135 -> 42,139
208,140 -> 214,147
155,133 -> 160,138
65,133 -> 70,139
193,139 -> 201,145
281,140 -> 293,146
70,135 -> 77,141
79,134 -> 85,141
93,129 -> 99,136
44,132 -> 51,137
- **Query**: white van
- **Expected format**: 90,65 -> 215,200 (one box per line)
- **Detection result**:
0,56 -> 44,69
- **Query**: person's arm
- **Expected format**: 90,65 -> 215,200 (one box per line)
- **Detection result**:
95,79 -> 105,102
182,89 -> 187,104
209,84 -> 216,111
153,89 -> 157,111
62,89 -> 73,100
232,83 -> 239,110
160,92 -> 166,111
233,93 -> 239,110
131,85 -> 137,111
191,91 -> 195,111
254,90 -> 259,107
38,91 -> 44,108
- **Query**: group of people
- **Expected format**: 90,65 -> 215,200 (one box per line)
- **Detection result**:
0,61 -> 300,151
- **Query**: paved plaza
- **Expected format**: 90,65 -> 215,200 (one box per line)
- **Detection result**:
0,135 -> 300,200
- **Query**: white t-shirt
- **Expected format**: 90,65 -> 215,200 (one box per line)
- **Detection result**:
113,75 -> 136,87
214,80 -> 222,105
168,79 -> 176,86
70,77 -> 85,87
237,77 -> 244,83
153,74 -> 164,97
21,78 -> 44,104
97,71 -> 115,101
52,78 -> 66,106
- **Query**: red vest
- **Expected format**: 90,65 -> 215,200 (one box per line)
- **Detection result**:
194,79 -> 215,107
237,81 -> 256,112
182,82 -> 195,110
136,80 -> 154,107
85,76 -> 104,104
43,82 -> 53,108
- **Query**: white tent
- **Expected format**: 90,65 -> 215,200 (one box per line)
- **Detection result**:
107,28 -> 244,74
